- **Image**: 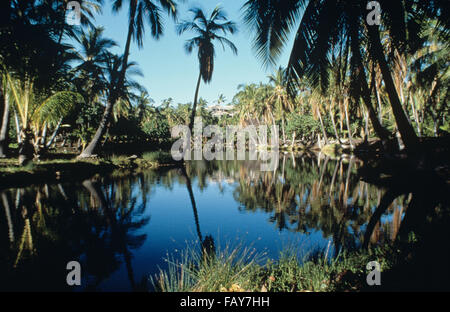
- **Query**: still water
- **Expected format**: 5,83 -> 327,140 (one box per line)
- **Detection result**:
0,154 -> 407,291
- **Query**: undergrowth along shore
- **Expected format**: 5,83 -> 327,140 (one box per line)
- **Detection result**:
0,144 -> 348,189
0,151 -> 179,189
150,241 -> 400,292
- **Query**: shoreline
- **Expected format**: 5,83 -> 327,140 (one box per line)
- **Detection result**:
0,152 -> 182,190
1,136 -> 448,190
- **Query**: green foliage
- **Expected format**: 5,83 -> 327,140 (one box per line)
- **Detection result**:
1,0 -> 448,159
142,117 -> 171,141
35,91 -> 83,126
72,103 -> 104,143
141,151 -> 173,164
285,114 -> 320,140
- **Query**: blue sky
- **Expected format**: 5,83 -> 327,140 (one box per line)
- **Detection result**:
89,0 -> 296,106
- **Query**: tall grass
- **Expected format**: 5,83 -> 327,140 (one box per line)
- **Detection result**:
141,151 -> 173,164
150,241 -> 266,292
150,240 -> 395,292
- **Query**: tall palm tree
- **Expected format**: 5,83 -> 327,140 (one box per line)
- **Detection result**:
242,0 -> 442,149
267,67 -> 293,142
72,27 -> 116,108
177,6 -> 238,131
79,0 -> 177,158
103,53 -> 146,144
106,56 -> 145,122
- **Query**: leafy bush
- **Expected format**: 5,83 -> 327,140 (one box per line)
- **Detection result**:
142,118 -> 171,141
285,114 -> 320,141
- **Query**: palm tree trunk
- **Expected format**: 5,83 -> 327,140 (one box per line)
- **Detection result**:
344,100 -> 354,148
316,106 -> 329,145
79,102 -> 113,157
350,25 -> 391,143
14,109 -> 21,144
0,86 -> 10,157
46,118 -> 63,148
18,128 -> 34,165
189,72 -> 202,131
364,110 -> 369,142
360,64 -> 391,142
41,123 -> 47,145
101,125 -> 110,147
409,93 -> 421,137
374,78 -> 383,122
329,100 -> 341,142
368,27 -> 419,149
79,2 -> 137,158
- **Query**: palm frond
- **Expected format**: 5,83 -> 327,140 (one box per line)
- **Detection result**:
33,91 -> 83,126
242,0 -> 306,68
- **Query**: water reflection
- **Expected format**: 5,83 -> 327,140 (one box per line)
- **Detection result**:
0,153 -> 446,291
0,180 -> 149,291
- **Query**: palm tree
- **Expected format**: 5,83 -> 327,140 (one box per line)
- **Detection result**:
72,27 -> 116,108
241,0 -> 442,149
216,93 -> 226,106
5,70 -> 82,164
234,83 -> 276,131
234,83 -> 259,126
134,90 -> 155,123
102,53 -> 146,145
176,6 -> 238,131
108,58 -> 145,122
53,0 -> 104,45
79,0 -> 177,158
267,67 -> 293,143
1,0 -> 79,158
408,21 -> 449,137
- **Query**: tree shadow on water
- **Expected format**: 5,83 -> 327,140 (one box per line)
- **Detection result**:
360,160 -> 450,291
180,164 -> 216,261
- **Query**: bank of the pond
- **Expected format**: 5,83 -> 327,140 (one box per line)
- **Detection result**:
0,151 -> 180,189
151,243 -> 401,292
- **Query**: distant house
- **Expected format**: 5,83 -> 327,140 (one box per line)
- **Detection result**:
207,105 -> 236,118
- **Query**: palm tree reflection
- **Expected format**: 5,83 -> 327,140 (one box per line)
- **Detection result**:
0,174 -> 149,291
82,178 -> 149,291
181,164 -> 215,260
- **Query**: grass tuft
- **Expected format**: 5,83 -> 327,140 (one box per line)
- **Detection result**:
150,241 -> 397,292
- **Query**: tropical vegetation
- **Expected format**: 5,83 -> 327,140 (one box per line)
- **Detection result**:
0,0 -> 449,293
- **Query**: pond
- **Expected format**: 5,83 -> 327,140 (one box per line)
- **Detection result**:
0,153 -> 412,291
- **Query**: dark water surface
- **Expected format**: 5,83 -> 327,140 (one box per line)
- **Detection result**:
0,154 -> 411,291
